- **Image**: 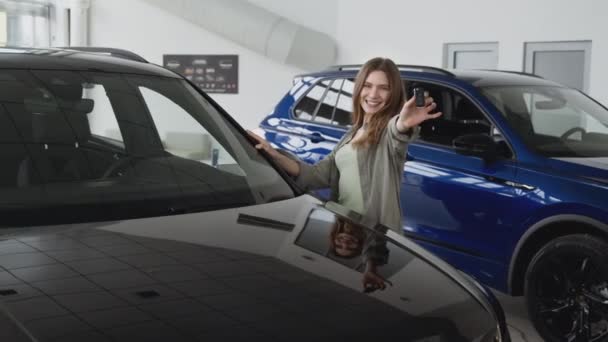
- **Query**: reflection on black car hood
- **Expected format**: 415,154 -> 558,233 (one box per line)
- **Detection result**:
0,196 -> 501,341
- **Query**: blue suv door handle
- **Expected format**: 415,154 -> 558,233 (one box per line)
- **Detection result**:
307,132 -> 325,143
485,176 -> 536,191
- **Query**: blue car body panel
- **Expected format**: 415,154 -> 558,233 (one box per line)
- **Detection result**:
259,68 -> 608,293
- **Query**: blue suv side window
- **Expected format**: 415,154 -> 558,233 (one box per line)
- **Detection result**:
411,82 -> 494,148
293,78 -> 354,126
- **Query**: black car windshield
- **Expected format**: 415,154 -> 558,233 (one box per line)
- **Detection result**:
0,70 -> 294,225
481,85 -> 608,157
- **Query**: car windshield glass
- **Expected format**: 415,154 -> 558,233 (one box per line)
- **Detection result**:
132,75 -> 296,203
481,85 -> 608,157
0,70 -> 294,225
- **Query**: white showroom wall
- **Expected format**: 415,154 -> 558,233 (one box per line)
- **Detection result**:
90,0 -> 608,129
89,0 -> 337,130
335,0 -> 608,106
247,0 -> 337,39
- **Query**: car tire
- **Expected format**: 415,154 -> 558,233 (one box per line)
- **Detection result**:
525,234 -> 608,342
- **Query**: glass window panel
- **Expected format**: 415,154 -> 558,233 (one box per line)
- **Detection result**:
454,50 -> 497,69
524,41 -> 591,92
315,80 -> 339,124
444,42 -> 498,69
84,84 -> 124,143
533,50 -> 585,90
333,79 -> 354,126
294,84 -> 325,120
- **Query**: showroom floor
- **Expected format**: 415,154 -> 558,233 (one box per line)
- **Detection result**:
494,291 -> 543,341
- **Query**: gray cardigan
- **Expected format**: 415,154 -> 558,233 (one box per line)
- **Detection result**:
295,116 -> 420,233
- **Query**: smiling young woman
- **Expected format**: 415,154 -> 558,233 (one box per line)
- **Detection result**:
351,59 -> 406,147
249,57 -> 442,233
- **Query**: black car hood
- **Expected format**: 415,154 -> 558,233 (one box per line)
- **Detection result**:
0,196 -> 503,341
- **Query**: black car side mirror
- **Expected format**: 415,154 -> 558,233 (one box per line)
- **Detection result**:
452,133 -> 499,161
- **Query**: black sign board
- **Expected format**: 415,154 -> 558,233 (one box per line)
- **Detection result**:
163,54 -> 239,94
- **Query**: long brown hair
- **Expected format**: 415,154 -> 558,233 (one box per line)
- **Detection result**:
351,57 -> 405,147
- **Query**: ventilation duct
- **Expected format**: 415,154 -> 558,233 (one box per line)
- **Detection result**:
142,0 -> 336,71
2,0 -> 51,47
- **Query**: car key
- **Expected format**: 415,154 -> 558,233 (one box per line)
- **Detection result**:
414,87 -> 426,107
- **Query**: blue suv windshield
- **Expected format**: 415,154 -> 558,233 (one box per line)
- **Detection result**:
481,85 -> 608,157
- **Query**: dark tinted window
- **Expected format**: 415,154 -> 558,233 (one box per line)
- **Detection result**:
0,101 -> 20,143
0,103 -> 24,189
0,70 -> 294,226
411,83 -> 493,146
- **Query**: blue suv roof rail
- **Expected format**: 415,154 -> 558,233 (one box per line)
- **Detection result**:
56,47 -> 148,63
327,64 -> 454,77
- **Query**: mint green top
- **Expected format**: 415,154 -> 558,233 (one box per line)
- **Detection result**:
294,116 -> 420,233
335,143 -> 364,214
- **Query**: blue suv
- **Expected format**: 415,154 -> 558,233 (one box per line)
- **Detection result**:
257,65 -> 608,341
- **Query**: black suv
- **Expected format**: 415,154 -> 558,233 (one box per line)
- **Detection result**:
0,47 -> 508,341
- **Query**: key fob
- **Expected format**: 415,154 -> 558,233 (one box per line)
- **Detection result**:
414,87 -> 425,107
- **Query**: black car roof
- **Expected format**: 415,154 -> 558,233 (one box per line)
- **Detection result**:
0,47 -> 180,78
298,66 -> 564,88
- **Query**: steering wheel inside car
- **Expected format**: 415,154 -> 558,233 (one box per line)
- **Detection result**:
560,127 -> 586,140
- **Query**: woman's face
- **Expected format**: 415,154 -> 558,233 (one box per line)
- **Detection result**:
333,231 -> 362,257
360,70 -> 391,115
